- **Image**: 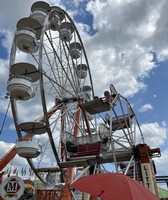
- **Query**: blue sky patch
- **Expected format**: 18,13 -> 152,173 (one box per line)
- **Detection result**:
62,0 -> 97,35
0,33 -> 8,59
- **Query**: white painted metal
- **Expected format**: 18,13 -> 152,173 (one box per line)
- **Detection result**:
7,77 -> 35,100
15,29 -> 39,53
16,140 -> 42,158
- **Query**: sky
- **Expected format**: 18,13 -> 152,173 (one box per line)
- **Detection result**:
0,0 -> 168,187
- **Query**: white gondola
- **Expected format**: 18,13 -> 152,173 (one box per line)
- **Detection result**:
15,29 -> 38,53
48,6 -> 65,31
7,63 -> 39,100
10,62 -> 40,82
15,17 -> 41,53
81,85 -> 91,101
7,76 -> 35,100
30,1 -> 50,25
76,64 -> 88,79
63,132 -> 109,160
60,22 -> 74,42
69,42 -> 82,59
18,121 -> 47,135
16,140 -> 42,158
48,12 -> 60,31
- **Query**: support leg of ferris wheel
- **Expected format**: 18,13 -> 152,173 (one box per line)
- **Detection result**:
109,102 -> 118,173
124,155 -> 134,176
61,102 -> 82,199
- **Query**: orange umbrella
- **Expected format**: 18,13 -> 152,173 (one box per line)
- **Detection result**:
71,173 -> 159,200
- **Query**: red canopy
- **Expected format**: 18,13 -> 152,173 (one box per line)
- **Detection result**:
71,173 -> 159,200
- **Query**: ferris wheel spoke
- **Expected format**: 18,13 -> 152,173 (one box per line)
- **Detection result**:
44,33 -> 78,95
42,73 -> 77,98
62,41 -> 79,88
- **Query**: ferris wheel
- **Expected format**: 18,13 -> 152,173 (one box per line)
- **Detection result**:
7,0 -> 96,195
5,1 -> 160,199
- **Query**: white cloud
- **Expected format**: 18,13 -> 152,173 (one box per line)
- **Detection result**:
84,0 -> 162,96
0,141 -> 14,158
9,123 -> 15,131
0,59 -> 10,95
140,122 -> 168,148
155,149 -> 168,175
137,122 -> 168,176
0,99 -> 10,114
138,103 -> 153,112
0,1 -> 37,32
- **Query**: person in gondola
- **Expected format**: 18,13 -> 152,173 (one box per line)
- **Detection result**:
103,90 -> 116,105
103,90 -> 111,104
66,140 -> 78,153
